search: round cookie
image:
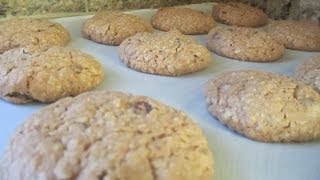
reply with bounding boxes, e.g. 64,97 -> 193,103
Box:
0,45 -> 104,104
151,7 -> 215,35
207,26 -> 284,62
266,20 -> 320,52
82,11 -> 153,46
0,91 -> 214,180
119,30 -> 212,76
295,55 -> 320,92
212,2 -> 268,27
204,70 -> 320,142
0,18 -> 70,54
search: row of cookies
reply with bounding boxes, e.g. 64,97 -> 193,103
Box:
80,2 -> 268,46
81,3 -> 319,76
1,3 -> 319,80
0,2 -> 318,53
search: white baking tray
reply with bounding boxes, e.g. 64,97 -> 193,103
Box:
1,3 -> 320,180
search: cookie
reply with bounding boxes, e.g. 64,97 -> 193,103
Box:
0,45 -> 104,104
0,18 -> 70,54
207,26 -> 284,62
151,7 -> 215,35
0,91 -> 214,180
204,70 -> 320,142
266,20 -> 320,52
295,55 -> 320,92
212,2 -> 268,27
82,11 -> 153,46
119,30 -> 212,76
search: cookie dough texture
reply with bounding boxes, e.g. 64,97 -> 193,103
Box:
266,20 -> 320,52
0,18 -> 70,54
151,7 -> 215,35
204,70 -> 320,142
0,46 -> 104,104
82,11 -> 153,46
207,26 -> 284,62
119,30 -> 211,76
0,91 -> 214,180
295,55 -> 320,93
212,2 -> 268,27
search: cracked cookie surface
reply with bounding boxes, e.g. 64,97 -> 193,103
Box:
0,91 -> 214,180
204,70 -> 320,142
207,26 -> 284,62
119,30 -> 212,76
266,20 -> 320,52
0,45 -> 104,104
82,11 -> 153,46
212,2 -> 268,27
295,55 -> 320,92
0,18 -> 70,54
151,7 -> 215,35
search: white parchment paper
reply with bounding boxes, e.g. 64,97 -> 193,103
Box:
0,3 -> 319,180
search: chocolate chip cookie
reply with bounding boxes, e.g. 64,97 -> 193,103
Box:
207,26 -> 284,62
212,2 -> 268,27
266,20 -> 320,52
119,30 -> 212,76
152,7 -> 215,35
82,11 -> 153,46
295,55 -> 320,92
0,18 -> 70,54
205,70 -> 320,142
0,91 -> 214,180
0,45 -> 104,104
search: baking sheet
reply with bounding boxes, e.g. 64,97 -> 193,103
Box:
1,3 -> 320,180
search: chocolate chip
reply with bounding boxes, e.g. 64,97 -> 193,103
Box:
133,101 -> 153,114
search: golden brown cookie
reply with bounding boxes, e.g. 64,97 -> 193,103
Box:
266,20 -> 320,52
205,70 -> 320,142
0,18 -> 70,54
207,26 -> 284,62
119,30 -> 212,76
295,55 -> 320,92
0,45 -> 104,104
82,11 -> 153,46
151,7 -> 215,35
212,2 -> 268,27
0,91 -> 214,180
